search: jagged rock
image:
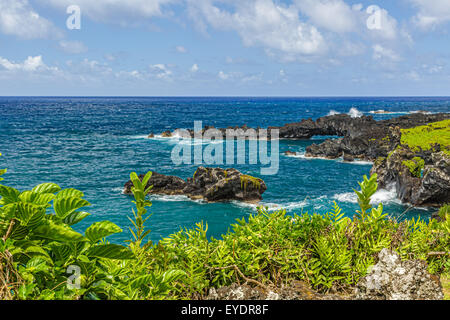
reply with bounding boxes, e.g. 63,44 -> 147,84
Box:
284,151 -> 297,156
123,167 -> 266,203
152,112 -> 449,208
371,149 -> 450,207
305,113 -> 448,160
161,130 -> 172,137
355,249 -> 444,300
412,152 -> 450,206
306,138 -> 343,159
343,153 -> 355,162
123,172 -> 187,195
206,281 -> 346,300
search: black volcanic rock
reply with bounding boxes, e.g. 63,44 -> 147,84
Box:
150,112 -> 450,208
123,167 -> 266,204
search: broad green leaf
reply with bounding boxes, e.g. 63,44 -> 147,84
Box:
16,203 -> 45,228
57,188 -> 84,199
63,211 -> 90,226
33,219 -> 86,242
48,243 -> 72,262
19,191 -> 55,206
130,172 -> 143,190
141,171 -> 153,188
87,244 -> 135,260
10,224 -> 29,240
23,246 -> 53,265
32,183 -> 61,195
85,221 -> 122,243
26,257 -> 48,271
54,197 -> 90,219
0,185 -> 20,204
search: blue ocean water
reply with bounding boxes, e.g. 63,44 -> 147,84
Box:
0,97 -> 449,243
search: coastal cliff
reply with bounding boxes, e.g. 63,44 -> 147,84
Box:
154,112 -> 450,208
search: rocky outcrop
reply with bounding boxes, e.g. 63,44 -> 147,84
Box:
123,167 -> 266,203
154,112 -> 448,143
284,151 -> 298,156
355,249 -> 444,300
305,113 -> 449,160
370,149 -> 449,207
206,281 -> 346,300
151,112 -> 449,208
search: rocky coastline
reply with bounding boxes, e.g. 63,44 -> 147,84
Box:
151,112 -> 449,208
124,167 -> 266,204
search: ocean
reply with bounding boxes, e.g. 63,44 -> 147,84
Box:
1,97 -> 449,243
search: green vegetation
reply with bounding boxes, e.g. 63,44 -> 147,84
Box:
443,275 -> 450,300
240,175 -> 262,191
400,119 -> 450,156
1,154 -> 449,300
402,157 -> 425,178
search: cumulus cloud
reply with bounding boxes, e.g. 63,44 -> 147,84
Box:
0,55 -> 57,72
410,0 -> 450,29
188,0 -> 326,57
372,44 -> 401,62
295,0 -> 358,33
176,46 -> 187,53
58,40 -> 88,54
365,7 -> 400,41
0,0 -> 61,39
190,63 -> 199,72
149,64 -> 173,80
39,0 -> 178,24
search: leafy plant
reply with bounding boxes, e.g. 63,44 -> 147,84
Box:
1,151 -> 448,300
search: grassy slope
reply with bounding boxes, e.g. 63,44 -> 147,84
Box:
401,119 -> 450,155
443,275 -> 450,300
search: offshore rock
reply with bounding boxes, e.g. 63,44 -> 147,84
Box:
123,167 -> 266,203
155,113 -> 449,145
355,249 -> 444,300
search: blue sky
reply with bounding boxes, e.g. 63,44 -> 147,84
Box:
1,0 -> 450,96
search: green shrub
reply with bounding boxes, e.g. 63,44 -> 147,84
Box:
1,151 -> 449,299
402,157 -> 425,178
400,119 -> 450,156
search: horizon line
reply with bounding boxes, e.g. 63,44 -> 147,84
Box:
1,95 -> 450,98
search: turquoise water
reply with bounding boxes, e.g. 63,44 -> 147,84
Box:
0,97 -> 449,243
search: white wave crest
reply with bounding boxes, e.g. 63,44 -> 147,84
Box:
333,184 -> 400,205
327,110 -> 340,116
348,107 -> 363,118
148,194 -> 206,204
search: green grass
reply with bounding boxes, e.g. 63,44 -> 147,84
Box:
401,119 -> 450,156
402,157 -> 425,178
443,275 -> 450,300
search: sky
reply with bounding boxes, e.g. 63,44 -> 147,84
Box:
0,0 -> 450,96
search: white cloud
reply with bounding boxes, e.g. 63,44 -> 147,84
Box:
372,44 -> 401,62
149,64 -> 173,80
190,63 -> 199,72
188,0 -> 326,57
176,46 -> 187,53
218,71 -> 229,80
295,0 -> 357,33
410,0 -> 450,29
406,70 -> 421,81
0,55 -> 57,72
40,0 -> 178,24
0,0 -> 61,39
366,7 -> 399,40
58,40 -> 88,54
